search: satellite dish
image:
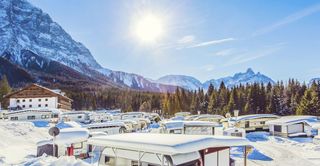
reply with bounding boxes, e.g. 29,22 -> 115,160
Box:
49,127 -> 60,137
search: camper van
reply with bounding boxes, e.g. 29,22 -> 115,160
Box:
60,111 -> 92,124
154,121 -> 222,135
37,128 -> 90,158
87,133 -> 250,166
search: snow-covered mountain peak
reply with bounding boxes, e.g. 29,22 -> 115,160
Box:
156,75 -> 202,91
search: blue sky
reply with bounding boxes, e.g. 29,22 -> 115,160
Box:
29,0 -> 320,82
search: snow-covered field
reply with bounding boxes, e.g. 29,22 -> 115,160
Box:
0,121 -> 320,166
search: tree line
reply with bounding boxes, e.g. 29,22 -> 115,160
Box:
1,75 -> 320,116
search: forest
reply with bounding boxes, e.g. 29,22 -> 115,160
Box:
1,75 -> 320,116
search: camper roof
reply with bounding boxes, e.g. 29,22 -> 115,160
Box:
162,120 -> 220,129
230,114 -> 279,122
266,115 -> 319,126
37,128 -> 89,146
88,133 -> 249,155
6,108 -> 61,115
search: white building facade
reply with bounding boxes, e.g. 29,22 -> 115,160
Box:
9,97 -> 58,110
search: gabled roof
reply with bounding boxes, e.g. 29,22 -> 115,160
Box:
88,133 -> 250,155
4,83 -> 72,101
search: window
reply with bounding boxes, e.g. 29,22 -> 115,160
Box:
260,121 -> 266,125
11,117 -> 18,120
29,99 -> 32,102
45,98 -> 48,101
22,105 -> 25,108
38,104 -> 41,107
41,115 -> 49,119
29,105 -> 32,108
45,104 -> 48,107
78,116 -> 82,119
27,116 -> 36,120
22,99 -> 25,102
17,100 -> 20,103
39,99 -> 42,102
274,125 -> 282,132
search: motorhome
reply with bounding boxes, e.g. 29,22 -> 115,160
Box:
222,114 -> 279,132
266,116 -> 319,137
154,120 -> 222,135
84,121 -> 128,135
37,128 -> 90,158
60,111 -> 92,124
87,133 -> 250,166
6,108 -> 60,122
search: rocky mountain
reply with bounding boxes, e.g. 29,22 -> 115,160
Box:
0,0 -> 176,92
156,75 -> 203,91
203,68 -> 275,89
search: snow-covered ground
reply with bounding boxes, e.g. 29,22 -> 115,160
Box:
1,121 -> 320,166
234,132 -> 320,166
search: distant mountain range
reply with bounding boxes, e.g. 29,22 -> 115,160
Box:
154,68 -> 275,91
0,0 -> 315,92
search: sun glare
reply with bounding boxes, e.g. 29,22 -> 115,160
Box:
134,14 -> 164,43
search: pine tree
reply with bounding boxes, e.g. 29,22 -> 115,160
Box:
0,75 -> 11,101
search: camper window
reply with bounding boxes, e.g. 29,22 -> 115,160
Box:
170,129 -> 182,134
27,116 -> 36,120
274,125 -> 282,132
260,121 -> 265,125
78,116 -> 82,119
11,117 -> 18,120
41,115 -> 49,119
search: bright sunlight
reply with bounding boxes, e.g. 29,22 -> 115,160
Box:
133,14 -> 164,43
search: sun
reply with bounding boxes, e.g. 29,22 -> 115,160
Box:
134,14 -> 164,43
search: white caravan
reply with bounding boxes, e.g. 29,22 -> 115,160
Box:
6,108 -> 60,122
87,133 -> 250,166
37,128 -> 90,158
120,112 -> 151,129
266,115 -> 319,137
60,111 -> 92,124
84,121 -> 128,135
154,120 -> 222,135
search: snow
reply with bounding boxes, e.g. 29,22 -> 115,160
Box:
0,121 -> 50,164
21,155 -> 89,166
230,114 -> 279,122
266,115 -> 319,126
162,120 -> 220,129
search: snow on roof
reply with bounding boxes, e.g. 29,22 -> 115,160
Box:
230,114 -> 279,122
88,133 -> 250,155
312,123 -> 320,129
266,116 -> 319,126
84,121 -> 125,128
163,121 -> 220,129
37,128 -> 89,146
193,114 -> 225,120
6,108 -> 61,115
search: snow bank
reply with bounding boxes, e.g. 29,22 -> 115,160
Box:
0,121 -> 50,164
22,155 -> 90,166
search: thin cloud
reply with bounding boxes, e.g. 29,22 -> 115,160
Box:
253,3 -> 320,36
190,38 -> 236,48
224,44 -> 284,66
177,35 -> 195,44
214,48 -> 234,57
